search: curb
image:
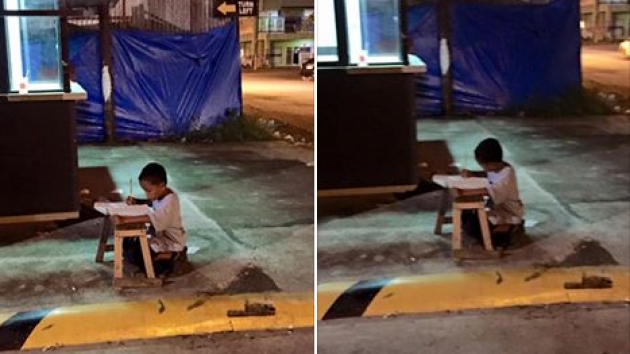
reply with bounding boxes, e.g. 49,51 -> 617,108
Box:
317,266 -> 630,321
0,292 -> 313,351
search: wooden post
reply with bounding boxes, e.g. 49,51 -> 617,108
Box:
253,17 -> 260,69
190,0 -> 200,32
593,0 -> 599,43
99,4 -> 116,142
437,0 -> 453,116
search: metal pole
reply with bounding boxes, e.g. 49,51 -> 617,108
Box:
60,15 -> 71,92
333,0 -> 348,66
0,0 -> 7,93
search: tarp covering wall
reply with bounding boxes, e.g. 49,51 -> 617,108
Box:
70,33 -> 105,142
407,3 -> 442,116
407,0 -> 581,116
70,22 -> 241,142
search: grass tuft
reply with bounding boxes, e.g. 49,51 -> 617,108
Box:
175,113 -> 273,143
504,86 -> 616,117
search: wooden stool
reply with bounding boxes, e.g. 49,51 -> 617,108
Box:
112,222 -> 161,288
434,192 -> 498,257
451,195 -> 493,252
95,216 -> 114,263
434,189 -> 453,235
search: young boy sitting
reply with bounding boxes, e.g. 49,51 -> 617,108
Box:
114,162 -> 187,277
458,138 -> 524,248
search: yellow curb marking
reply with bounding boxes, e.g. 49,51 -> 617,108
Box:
21,292 -> 313,350
0,312 -> 16,326
316,280 -> 356,320
317,266 -> 630,320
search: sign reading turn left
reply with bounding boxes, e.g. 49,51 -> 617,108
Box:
213,0 -> 258,17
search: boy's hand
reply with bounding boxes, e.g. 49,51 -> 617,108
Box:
126,196 -> 136,205
461,169 -> 471,178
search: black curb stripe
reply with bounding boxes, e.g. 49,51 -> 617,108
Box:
322,278 -> 393,320
0,309 -> 53,351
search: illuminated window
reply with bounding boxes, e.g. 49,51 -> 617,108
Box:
346,0 -> 403,65
4,0 -> 62,92
316,0 -> 338,62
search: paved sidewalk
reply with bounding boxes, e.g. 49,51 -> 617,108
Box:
318,116 -> 630,283
0,141 -> 314,313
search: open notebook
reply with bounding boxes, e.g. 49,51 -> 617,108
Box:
432,174 -> 488,189
94,202 -> 151,216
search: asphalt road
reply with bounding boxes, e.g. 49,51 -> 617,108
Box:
318,303 -> 630,354
241,69 -> 315,133
581,43 -> 630,93
1,330 -> 313,354
238,45 -> 624,133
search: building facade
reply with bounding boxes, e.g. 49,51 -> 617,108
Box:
67,0 -> 313,68
580,0 -> 630,40
239,0 -> 314,68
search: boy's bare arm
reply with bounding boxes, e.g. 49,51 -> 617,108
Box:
461,169 -> 487,178
126,196 -> 151,205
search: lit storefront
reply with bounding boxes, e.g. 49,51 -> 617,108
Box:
317,0 -> 426,196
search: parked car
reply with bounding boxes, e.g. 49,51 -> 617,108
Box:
300,58 -> 314,80
620,39 -> 630,59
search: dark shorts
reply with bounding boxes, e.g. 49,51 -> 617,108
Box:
122,238 -> 178,276
461,210 -> 521,249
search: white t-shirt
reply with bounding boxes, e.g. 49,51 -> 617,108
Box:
485,166 -> 524,225
147,191 -> 187,252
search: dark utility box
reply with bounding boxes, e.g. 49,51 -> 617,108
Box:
318,68 -> 418,191
0,99 -> 79,219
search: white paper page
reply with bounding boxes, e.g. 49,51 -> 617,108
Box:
432,175 -> 488,189
94,202 -> 151,216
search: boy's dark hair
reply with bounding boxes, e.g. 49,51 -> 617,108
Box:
139,162 -> 167,185
474,138 -> 503,164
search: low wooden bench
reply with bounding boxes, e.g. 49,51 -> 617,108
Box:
433,187 -> 501,259
112,222 -> 162,288
451,195 -> 493,252
93,202 -> 162,288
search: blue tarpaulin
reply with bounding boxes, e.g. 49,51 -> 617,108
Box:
406,3 -> 442,116
70,32 -> 105,142
70,22 -> 241,142
407,0 -> 581,116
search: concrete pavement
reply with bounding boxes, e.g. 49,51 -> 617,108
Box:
318,115 -> 630,283
0,141 -> 314,313
316,115 -> 629,353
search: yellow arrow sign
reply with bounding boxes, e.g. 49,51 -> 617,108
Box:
217,2 -> 237,15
